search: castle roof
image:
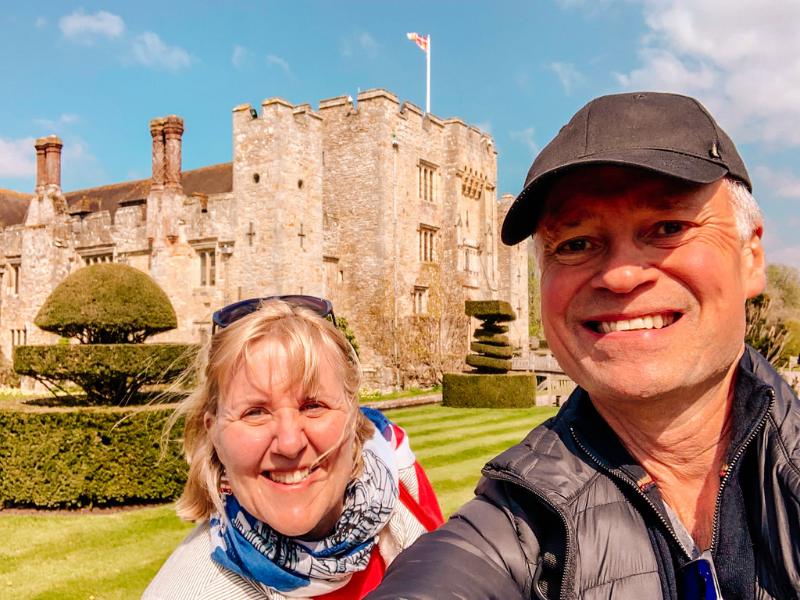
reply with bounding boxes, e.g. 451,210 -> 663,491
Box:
0,189 -> 33,227
0,163 -> 233,226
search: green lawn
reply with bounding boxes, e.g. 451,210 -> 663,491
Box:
0,404 -> 555,599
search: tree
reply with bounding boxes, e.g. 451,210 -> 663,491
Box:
745,294 -> 789,367
528,254 -> 543,338
766,263 -> 800,321
14,264 -> 196,404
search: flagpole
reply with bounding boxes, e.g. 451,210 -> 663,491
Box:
426,35 -> 431,114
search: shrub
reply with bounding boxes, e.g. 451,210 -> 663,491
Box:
35,263 -> 177,343
746,294 -> 788,367
0,405 -> 186,508
442,372 -> 536,408
14,344 -> 197,405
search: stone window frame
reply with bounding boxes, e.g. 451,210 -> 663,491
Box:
10,327 -> 26,348
191,239 -> 218,288
323,256 -> 343,293
418,159 -> 438,203
418,224 -> 439,263
5,258 -> 20,296
412,286 -> 429,315
78,245 -> 115,266
462,244 -> 480,275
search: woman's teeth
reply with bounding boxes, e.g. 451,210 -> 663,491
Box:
266,468 -> 311,484
597,313 -> 676,333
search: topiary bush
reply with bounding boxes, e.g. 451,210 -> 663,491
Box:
442,372 -> 536,408
0,404 -> 186,508
34,263 -> 177,343
443,299 -> 536,408
465,300 -> 516,373
15,264 -> 195,405
14,344 -> 196,405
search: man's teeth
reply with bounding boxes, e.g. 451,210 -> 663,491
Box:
266,468 -> 311,484
598,313 -> 675,333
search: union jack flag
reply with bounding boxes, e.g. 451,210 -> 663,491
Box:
406,32 -> 429,52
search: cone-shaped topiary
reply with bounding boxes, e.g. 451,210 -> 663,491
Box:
35,264 -> 177,344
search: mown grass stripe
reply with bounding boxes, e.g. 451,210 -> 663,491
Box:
417,432 -> 535,470
387,406 -> 551,430
408,412 -> 541,441
412,423 -> 536,455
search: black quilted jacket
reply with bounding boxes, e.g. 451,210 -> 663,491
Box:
368,347 -> 800,599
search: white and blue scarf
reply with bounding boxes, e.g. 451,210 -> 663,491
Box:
209,408 -> 399,597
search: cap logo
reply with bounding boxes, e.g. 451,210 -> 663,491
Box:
709,142 -> 720,159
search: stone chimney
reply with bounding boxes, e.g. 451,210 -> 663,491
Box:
44,135 -> 63,189
163,115 -> 184,191
149,117 -> 166,191
34,135 -> 63,191
34,138 -> 47,192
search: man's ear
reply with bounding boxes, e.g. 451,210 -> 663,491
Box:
742,226 -> 766,299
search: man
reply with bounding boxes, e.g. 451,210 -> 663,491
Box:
368,93 -> 800,599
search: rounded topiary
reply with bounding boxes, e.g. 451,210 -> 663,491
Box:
35,264 -> 177,343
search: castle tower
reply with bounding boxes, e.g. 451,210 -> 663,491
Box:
229,98 -> 324,300
497,193 -> 530,355
6,136 -> 72,360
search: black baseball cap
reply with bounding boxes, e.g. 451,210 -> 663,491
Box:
501,92 -> 752,246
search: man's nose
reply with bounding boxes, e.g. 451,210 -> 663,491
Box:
590,240 -> 657,294
271,410 -> 307,458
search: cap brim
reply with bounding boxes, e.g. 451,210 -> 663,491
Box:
501,149 -> 729,246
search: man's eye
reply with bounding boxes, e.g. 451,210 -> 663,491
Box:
555,238 -> 593,254
654,221 -> 688,236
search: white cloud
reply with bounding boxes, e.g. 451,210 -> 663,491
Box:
755,166 -> 800,200
59,10 -> 125,44
341,31 -> 379,59
34,113 -> 80,131
232,44 -> 247,69
616,0 -> 800,147
266,53 -> 292,76
548,61 -> 586,95
510,127 -> 539,154
35,17 -> 47,29
131,32 -> 192,71
0,137 -> 36,178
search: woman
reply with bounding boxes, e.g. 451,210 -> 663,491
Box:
145,296 -> 443,599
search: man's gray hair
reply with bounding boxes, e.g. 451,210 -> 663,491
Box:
725,177 -> 763,242
530,176 -> 763,267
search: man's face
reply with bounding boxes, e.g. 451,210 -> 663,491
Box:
537,166 -> 765,405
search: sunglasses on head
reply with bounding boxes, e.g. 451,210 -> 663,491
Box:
211,295 -> 337,334
679,550 -> 722,600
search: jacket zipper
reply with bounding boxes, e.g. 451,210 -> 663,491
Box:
709,387 -> 774,552
482,468 -> 575,600
570,386 -> 775,560
569,427 -> 693,560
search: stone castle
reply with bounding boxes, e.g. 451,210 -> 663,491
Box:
0,88 -> 528,388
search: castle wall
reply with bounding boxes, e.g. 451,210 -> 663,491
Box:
230,99 -> 324,304
497,194 -> 530,354
0,88 -> 527,388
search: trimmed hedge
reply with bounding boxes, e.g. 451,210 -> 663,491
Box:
14,344 -> 197,405
464,300 -> 516,322
442,372 -> 537,408
470,342 -> 514,358
35,263 -> 177,343
0,405 -> 186,509
466,354 -> 513,373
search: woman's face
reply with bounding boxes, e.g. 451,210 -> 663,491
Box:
206,338 -> 354,539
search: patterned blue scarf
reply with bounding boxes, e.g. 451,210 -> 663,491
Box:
209,409 -> 399,596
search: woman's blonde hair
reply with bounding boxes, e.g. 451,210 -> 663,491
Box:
168,299 -> 373,522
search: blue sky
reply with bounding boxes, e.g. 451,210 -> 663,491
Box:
1,1 -> 798,267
